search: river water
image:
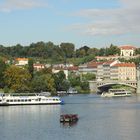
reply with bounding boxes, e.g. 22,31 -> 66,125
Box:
0,94 -> 140,140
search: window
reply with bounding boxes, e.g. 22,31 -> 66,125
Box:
21,99 -> 24,102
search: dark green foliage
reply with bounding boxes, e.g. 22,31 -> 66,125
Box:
98,44 -> 120,56
60,43 -> 75,58
82,73 -> 96,81
98,48 -> 106,56
80,81 -> 89,91
31,75 -> 48,92
0,59 -> 7,88
76,46 -> 90,57
53,71 -> 70,91
28,58 -> 34,79
105,44 -> 120,56
0,42 -> 121,65
68,73 -> 90,93
119,57 -> 140,66
4,65 -> 31,93
135,48 -> 140,55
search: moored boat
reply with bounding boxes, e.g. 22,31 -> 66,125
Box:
0,94 -> 63,106
101,89 -> 131,97
60,114 -> 78,122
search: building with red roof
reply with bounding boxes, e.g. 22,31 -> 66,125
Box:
15,58 -> 28,66
119,45 -> 136,57
111,62 -> 136,80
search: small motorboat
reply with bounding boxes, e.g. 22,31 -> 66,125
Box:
60,114 -> 78,123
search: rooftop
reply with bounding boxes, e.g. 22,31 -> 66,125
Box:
112,63 -> 136,67
87,61 -> 104,68
119,45 -> 136,50
15,58 -> 28,61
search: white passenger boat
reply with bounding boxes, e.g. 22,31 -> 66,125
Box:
101,89 -> 131,97
0,94 -> 63,106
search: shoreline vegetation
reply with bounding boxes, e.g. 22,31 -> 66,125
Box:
0,42 -> 139,94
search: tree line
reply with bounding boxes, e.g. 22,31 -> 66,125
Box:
0,42 -> 121,65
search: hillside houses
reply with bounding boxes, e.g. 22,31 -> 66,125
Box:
96,45 -> 138,61
11,44 -> 138,82
78,60 -> 136,81
15,58 -> 28,66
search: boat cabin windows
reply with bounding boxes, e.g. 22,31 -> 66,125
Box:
2,96 -> 61,104
53,99 -> 59,101
6,99 -> 32,102
109,89 -> 125,92
114,92 -> 126,95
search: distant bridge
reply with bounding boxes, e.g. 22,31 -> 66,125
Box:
89,80 -> 137,93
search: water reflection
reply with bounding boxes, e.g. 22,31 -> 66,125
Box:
1,95 -> 140,140
60,121 -> 78,128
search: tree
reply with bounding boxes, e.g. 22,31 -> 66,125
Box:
60,43 -> 75,58
0,59 -> 7,88
28,58 -> 34,79
106,44 -> 120,56
98,48 -> 106,56
4,65 -> 31,92
53,71 -> 70,91
82,73 -> 96,81
80,81 -> 89,91
68,73 -> 81,87
76,46 -> 90,57
68,72 -> 90,92
87,48 -> 99,56
31,73 -> 55,93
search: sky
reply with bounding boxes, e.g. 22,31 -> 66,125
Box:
0,0 -> 140,48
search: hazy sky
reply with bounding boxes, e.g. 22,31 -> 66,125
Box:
0,0 -> 140,48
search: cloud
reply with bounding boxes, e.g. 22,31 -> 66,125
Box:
70,0 -> 140,36
0,0 -> 46,12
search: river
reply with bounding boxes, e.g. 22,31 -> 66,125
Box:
0,94 -> 140,140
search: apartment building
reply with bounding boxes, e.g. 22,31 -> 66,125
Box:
78,62 -> 101,75
79,60 -> 136,81
97,60 -> 119,80
111,63 -> 136,81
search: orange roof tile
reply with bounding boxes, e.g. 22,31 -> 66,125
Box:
87,62 -> 103,68
16,58 -> 28,61
112,63 -> 136,67
103,61 -> 114,65
119,45 -> 136,50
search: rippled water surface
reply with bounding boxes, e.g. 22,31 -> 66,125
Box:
1,94 -> 140,140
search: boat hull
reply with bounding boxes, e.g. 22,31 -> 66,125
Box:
0,102 -> 62,106
101,89 -> 131,97
0,94 -> 63,106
